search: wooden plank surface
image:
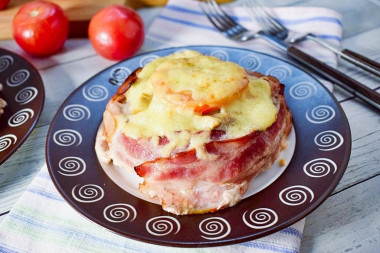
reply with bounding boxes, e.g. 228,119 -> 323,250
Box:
0,0 -> 133,40
0,0 -> 233,39
0,126 -> 47,216
300,175 -> 380,252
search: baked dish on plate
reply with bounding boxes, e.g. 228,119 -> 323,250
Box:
96,50 -> 292,215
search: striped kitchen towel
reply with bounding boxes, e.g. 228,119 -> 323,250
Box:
142,0 -> 343,90
0,166 -> 305,253
0,0 -> 342,252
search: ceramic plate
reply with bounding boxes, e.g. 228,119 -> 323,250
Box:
0,48 -> 44,166
46,46 -> 351,247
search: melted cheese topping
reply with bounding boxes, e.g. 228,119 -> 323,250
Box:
151,56 -> 248,110
118,50 -> 277,158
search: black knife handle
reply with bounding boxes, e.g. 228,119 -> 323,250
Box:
287,46 -> 380,110
341,49 -> 380,76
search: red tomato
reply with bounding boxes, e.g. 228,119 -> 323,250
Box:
12,1 -> 69,57
0,0 -> 10,10
88,5 -> 145,61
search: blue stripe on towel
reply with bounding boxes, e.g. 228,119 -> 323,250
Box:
166,4 -> 203,15
241,241 -> 298,253
157,15 -> 216,31
0,243 -> 28,253
275,17 -> 342,26
280,226 -> 303,239
9,213 -> 151,253
157,14 -> 341,42
318,34 -> 342,41
166,4 -> 342,26
27,187 -> 65,202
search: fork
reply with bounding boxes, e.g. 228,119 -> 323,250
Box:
200,0 -> 286,48
200,0 -> 380,110
244,0 -> 380,78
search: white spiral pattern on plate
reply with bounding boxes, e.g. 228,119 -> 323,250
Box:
289,81 -> 317,99
0,134 -> 17,152
58,156 -> 86,176
6,69 -> 30,87
242,208 -> 278,229
8,108 -> 34,127
103,204 -> 137,223
306,105 -> 336,124
303,158 -> 337,178
265,65 -> 292,82
146,216 -> 181,236
53,129 -> 82,146
314,130 -> 344,151
72,184 -> 104,203
199,217 -> 231,240
82,85 -> 109,102
63,104 -> 91,121
139,55 -> 159,67
0,55 -> 13,72
15,86 -> 38,105
209,50 -> 229,61
238,55 -> 261,71
279,185 -> 314,206
109,67 -> 131,84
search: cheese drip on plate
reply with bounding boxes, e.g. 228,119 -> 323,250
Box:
117,50 -> 277,158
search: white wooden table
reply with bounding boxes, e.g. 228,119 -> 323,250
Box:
0,0 -> 379,252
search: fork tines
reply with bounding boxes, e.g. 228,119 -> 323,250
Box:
200,0 -> 247,37
244,0 -> 285,36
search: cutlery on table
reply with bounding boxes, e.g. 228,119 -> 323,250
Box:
200,0 -> 380,110
245,0 -> 380,78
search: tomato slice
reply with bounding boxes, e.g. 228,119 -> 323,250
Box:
151,56 -> 249,112
194,105 -> 221,115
